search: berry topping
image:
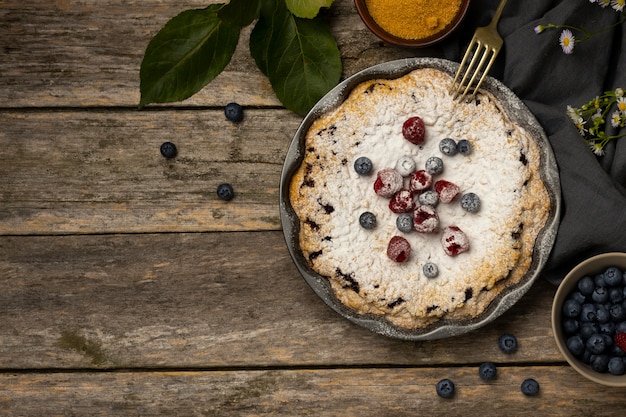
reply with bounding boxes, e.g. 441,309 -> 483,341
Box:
224,102 -> 244,122
604,266 -> 623,286
434,179 -> 460,203
439,138 -> 458,156
413,205 -> 440,233
216,183 -> 234,201
408,170 -> 433,193
354,156 -> 373,175
436,378 -> 455,399
402,116 -> 426,145
498,333 -> 518,353
460,192 -> 481,213
396,213 -> 414,233
423,262 -> 439,278
395,155 -> 416,176
478,362 -> 497,381
608,357 -> 625,375
389,190 -> 417,213
521,378 -> 540,396
160,141 -> 177,158
441,226 -> 469,256
457,139 -> 472,155
425,156 -> 444,175
616,333 -> 626,352
374,169 -> 403,198
359,211 -> 377,229
386,236 -> 411,263
418,190 -> 439,207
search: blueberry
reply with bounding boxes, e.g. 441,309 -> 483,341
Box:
577,275 -> 595,296
423,262 -> 439,278
457,139 -> 472,155
612,343 -> 626,357
595,273 -> 607,287
498,333 -> 518,353
395,156 -> 416,176
568,291 -> 587,305
478,362 -> 497,380
591,354 -> 610,373
599,321 -> 615,336
562,318 -> 580,335
216,183 -> 235,201
566,335 -> 585,357
425,156 -> 444,175
160,141 -> 177,158
562,299 -> 581,318
580,322 -> 600,340
616,321 -> 626,334
359,211 -> 376,230
354,156 -> 373,176
396,213 -> 413,233
592,286 -> 609,304
596,305 -> 610,323
608,356 -> 626,375
460,193 -> 481,213
418,190 -> 439,207
610,304 -> 626,322
604,266 -> 623,286
521,378 -> 539,396
580,303 -> 596,322
224,102 -> 244,122
610,287 -> 624,304
436,378 -> 455,398
586,333 -> 607,354
439,138 -> 458,156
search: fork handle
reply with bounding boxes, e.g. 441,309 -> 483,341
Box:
488,0 -> 509,28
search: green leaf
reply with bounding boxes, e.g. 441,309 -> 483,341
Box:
218,0 -> 261,27
139,5 -> 240,108
285,0 -> 334,19
250,0 -> 342,115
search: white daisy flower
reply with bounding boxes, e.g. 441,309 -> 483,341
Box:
616,88 -> 625,98
534,25 -> 545,34
611,110 -> 622,128
559,29 -> 575,54
598,0 -> 611,7
590,142 -> 605,156
611,0 -> 625,11
618,97 -> 626,113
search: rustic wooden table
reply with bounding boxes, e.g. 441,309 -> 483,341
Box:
1,0 -> 625,415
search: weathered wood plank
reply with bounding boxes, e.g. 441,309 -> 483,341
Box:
1,366 -> 623,417
0,0 -> 431,109
0,109 -> 299,234
0,232 -> 561,369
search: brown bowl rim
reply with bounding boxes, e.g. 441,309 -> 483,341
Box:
551,252 -> 626,387
354,0 -> 471,48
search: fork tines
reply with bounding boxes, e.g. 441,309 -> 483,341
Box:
450,34 -> 499,102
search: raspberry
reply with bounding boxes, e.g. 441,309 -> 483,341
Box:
373,169 -> 403,198
408,170 -> 433,193
413,205 -> 439,233
402,116 -> 426,145
615,333 -> 626,352
386,236 -> 411,263
441,225 -> 469,256
434,179 -> 460,203
389,190 -> 416,213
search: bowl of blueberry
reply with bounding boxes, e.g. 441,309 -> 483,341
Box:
552,252 -> 626,386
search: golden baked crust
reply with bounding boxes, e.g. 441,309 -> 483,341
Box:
289,67 -> 550,330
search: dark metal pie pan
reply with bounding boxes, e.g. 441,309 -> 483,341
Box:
279,57 -> 561,340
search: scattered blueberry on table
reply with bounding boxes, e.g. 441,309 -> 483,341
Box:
498,333 -> 518,353
478,362 -> 497,381
436,378 -> 455,399
160,141 -> 177,158
224,102 -> 244,123
521,378 -> 540,396
216,183 -> 235,201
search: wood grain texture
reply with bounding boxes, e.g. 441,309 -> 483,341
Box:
0,109 -> 298,234
1,367 -> 625,417
0,0 -> 426,109
0,232 -> 560,369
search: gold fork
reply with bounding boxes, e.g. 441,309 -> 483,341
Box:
450,0 -> 509,102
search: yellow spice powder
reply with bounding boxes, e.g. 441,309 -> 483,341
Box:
365,0 -> 462,41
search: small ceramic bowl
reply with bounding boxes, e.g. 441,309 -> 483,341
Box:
354,0 -> 470,48
551,252 -> 626,387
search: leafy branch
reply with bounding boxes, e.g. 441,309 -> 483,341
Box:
139,0 -> 341,115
